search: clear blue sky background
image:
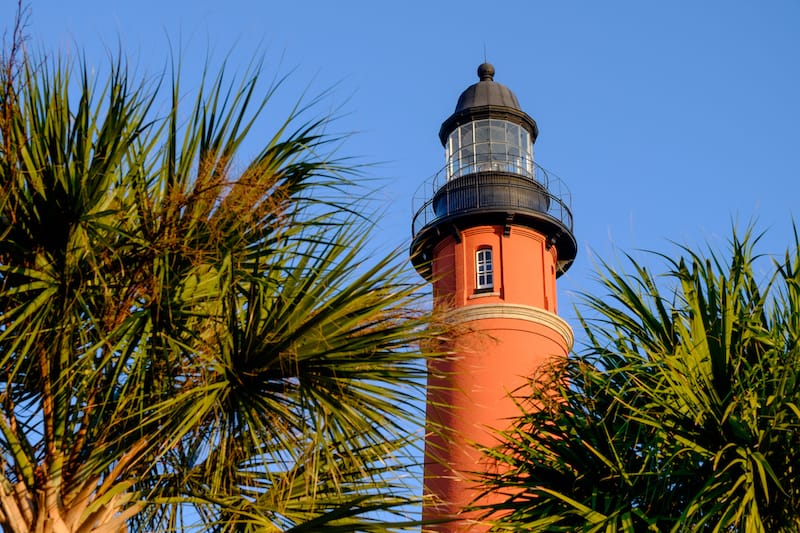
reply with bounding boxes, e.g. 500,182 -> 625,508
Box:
7,0 -> 799,323
4,0 -> 799,515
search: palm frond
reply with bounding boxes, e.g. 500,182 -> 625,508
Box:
481,224 -> 800,532
0,42 -> 438,532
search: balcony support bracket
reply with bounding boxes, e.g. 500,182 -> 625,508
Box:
503,213 -> 514,236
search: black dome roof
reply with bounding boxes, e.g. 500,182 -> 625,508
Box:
453,63 -> 522,112
439,63 -> 538,144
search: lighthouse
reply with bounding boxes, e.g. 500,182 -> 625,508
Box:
410,63 -> 577,531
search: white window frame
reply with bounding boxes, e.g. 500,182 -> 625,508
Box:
476,248 -> 494,290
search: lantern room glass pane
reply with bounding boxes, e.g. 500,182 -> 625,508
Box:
475,120 -> 490,142
448,133 -> 459,178
490,120 -> 505,142
446,119 -> 534,180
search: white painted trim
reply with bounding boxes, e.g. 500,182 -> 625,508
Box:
449,303 -> 574,350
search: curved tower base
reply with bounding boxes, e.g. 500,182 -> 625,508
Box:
423,305 -> 573,531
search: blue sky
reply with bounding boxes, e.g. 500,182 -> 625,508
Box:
9,1 -> 799,324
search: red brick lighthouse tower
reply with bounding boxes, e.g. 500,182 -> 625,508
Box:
410,63 -> 577,531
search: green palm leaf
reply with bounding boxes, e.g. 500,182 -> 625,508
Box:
0,36 -> 439,532
481,225 -> 800,532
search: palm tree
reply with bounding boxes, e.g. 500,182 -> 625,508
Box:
0,27 -> 438,533
480,227 -> 800,532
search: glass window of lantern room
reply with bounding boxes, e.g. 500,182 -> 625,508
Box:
490,120 -> 505,143
506,122 -> 518,148
490,140 -> 508,170
475,119 -> 490,142
512,123 -> 532,177
520,127 -> 533,176
459,122 -> 474,144
447,120 -> 534,180
447,131 -> 460,179
508,144 -> 521,174
475,141 -> 491,169
458,123 -> 475,179
459,123 -> 474,158
476,248 -> 494,290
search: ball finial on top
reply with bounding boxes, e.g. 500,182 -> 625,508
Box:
477,63 -> 495,81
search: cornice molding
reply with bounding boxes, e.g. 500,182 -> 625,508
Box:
450,303 -> 574,350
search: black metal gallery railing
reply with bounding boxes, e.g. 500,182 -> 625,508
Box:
411,158 -> 573,239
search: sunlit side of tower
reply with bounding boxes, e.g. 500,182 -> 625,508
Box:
410,64 -> 577,531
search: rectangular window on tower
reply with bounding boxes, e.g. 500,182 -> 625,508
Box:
476,248 -> 494,291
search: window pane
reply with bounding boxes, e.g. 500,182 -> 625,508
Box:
459,123 -> 473,144
490,120 -> 505,142
475,143 -> 490,167
475,120 -> 490,142
506,122 -> 518,142
459,145 -> 474,176
521,129 -> 531,157
476,248 -> 494,289
490,142 -> 507,157
447,131 -> 459,178
449,131 -> 459,154
508,124 -> 522,153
